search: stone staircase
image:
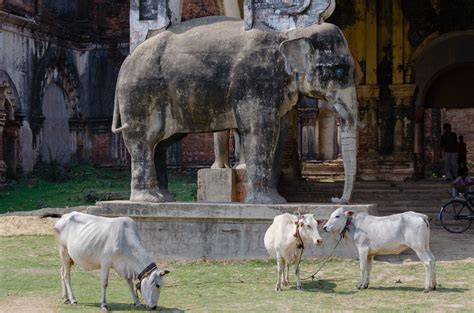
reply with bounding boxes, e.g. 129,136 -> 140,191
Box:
279,178 -> 453,221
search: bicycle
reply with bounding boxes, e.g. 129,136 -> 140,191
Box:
439,192 -> 474,233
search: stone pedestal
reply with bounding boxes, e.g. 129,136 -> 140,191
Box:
88,201 -> 377,261
197,168 -> 247,202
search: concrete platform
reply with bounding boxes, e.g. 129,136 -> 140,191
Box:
87,201 -> 377,261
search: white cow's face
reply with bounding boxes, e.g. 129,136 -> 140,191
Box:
323,207 -> 351,234
298,214 -> 323,246
140,269 -> 170,310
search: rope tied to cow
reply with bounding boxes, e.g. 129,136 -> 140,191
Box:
299,216 -> 352,281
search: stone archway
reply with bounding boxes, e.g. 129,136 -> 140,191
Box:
40,84 -> 71,164
0,73 -> 21,185
413,31 -> 474,175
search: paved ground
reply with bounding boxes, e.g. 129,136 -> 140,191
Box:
1,207 -> 473,263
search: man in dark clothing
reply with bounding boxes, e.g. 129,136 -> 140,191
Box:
458,135 -> 467,175
440,123 -> 458,180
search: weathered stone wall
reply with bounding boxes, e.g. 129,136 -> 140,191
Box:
0,1 -> 129,178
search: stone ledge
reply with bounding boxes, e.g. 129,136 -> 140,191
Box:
88,201 -> 377,260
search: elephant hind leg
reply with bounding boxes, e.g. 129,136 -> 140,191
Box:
154,134 -> 185,202
127,140 -> 164,202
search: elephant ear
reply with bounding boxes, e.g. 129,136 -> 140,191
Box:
279,38 -> 315,77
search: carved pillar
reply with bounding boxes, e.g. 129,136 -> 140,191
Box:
0,86 -> 6,185
414,106 -> 425,176
389,84 -> 416,154
356,85 -> 380,155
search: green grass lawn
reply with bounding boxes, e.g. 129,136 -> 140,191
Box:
0,166 -> 196,214
0,235 -> 472,312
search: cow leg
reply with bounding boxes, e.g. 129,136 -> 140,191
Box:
357,247 -> 369,289
100,267 -> 110,311
275,254 -> 284,291
295,249 -> 304,291
126,278 -> 142,307
413,248 -> 436,292
283,262 -> 290,286
59,245 -> 77,305
362,255 -> 374,289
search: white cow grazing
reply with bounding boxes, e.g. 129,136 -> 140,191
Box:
264,213 -> 323,291
323,207 -> 436,292
51,211 -> 169,311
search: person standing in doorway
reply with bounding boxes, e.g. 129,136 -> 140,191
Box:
458,135 -> 467,175
440,123 -> 458,181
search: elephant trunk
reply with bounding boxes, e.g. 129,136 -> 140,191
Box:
330,85 -> 358,204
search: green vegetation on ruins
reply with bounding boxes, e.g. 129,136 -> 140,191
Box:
0,165 -> 196,214
0,236 -> 472,312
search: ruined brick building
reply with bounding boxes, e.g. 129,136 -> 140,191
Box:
1,0 -> 473,186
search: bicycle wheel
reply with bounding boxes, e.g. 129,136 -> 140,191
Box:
439,200 -> 473,233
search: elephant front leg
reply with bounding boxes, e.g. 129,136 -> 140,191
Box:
128,141 -> 165,202
238,109 -> 287,204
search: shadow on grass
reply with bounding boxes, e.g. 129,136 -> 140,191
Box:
297,279 -> 357,295
83,302 -> 184,312
370,286 -> 468,293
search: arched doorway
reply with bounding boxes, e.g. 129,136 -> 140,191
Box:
0,78 -> 20,185
413,32 -> 474,176
423,64 -> 474,174
40,84 -> 71,164
297,97 -> 342,179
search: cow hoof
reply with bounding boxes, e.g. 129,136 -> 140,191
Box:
63,299 -> 70,304
70,301 -> 78,306
282,280 -> 289,286
363,285 -> 369,289
356,284 -> 362,289
275,285 -> 282,292
101,304 -> 109,312
134,303 -> 145,308
296,285 -> 303,291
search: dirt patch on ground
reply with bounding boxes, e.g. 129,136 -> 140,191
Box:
0,296 -> 58,313
0,207 -> 87,236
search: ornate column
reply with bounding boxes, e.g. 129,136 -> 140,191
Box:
413,106 -> 425,176
389,84 -> 416,155
0,86 -> 7,186
356,85 -> 380,155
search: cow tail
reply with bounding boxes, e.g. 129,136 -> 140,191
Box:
40,213 -> 63,218
423,216 -> 430,228
111,88 -> 129,134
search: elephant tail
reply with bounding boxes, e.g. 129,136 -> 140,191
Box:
111,90 -> 129,134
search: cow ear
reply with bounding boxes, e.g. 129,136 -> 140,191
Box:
316,219 -> 324,225
159,270 -> 170,276
279,38 -> 315,75
345,211 -> 354,217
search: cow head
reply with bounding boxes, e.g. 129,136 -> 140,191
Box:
140,269 -> 170,310
298,214 -> 323,246
323,207 -> 353,234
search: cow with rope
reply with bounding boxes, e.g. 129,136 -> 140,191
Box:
43,211 -> 169,311
264,211 -> 323,291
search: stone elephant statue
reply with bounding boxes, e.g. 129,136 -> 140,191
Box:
112,16 -> 358,204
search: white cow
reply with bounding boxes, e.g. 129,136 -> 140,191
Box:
323,207 -> 436,292
50,211 -> 169,311
264,213 -> 323,291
